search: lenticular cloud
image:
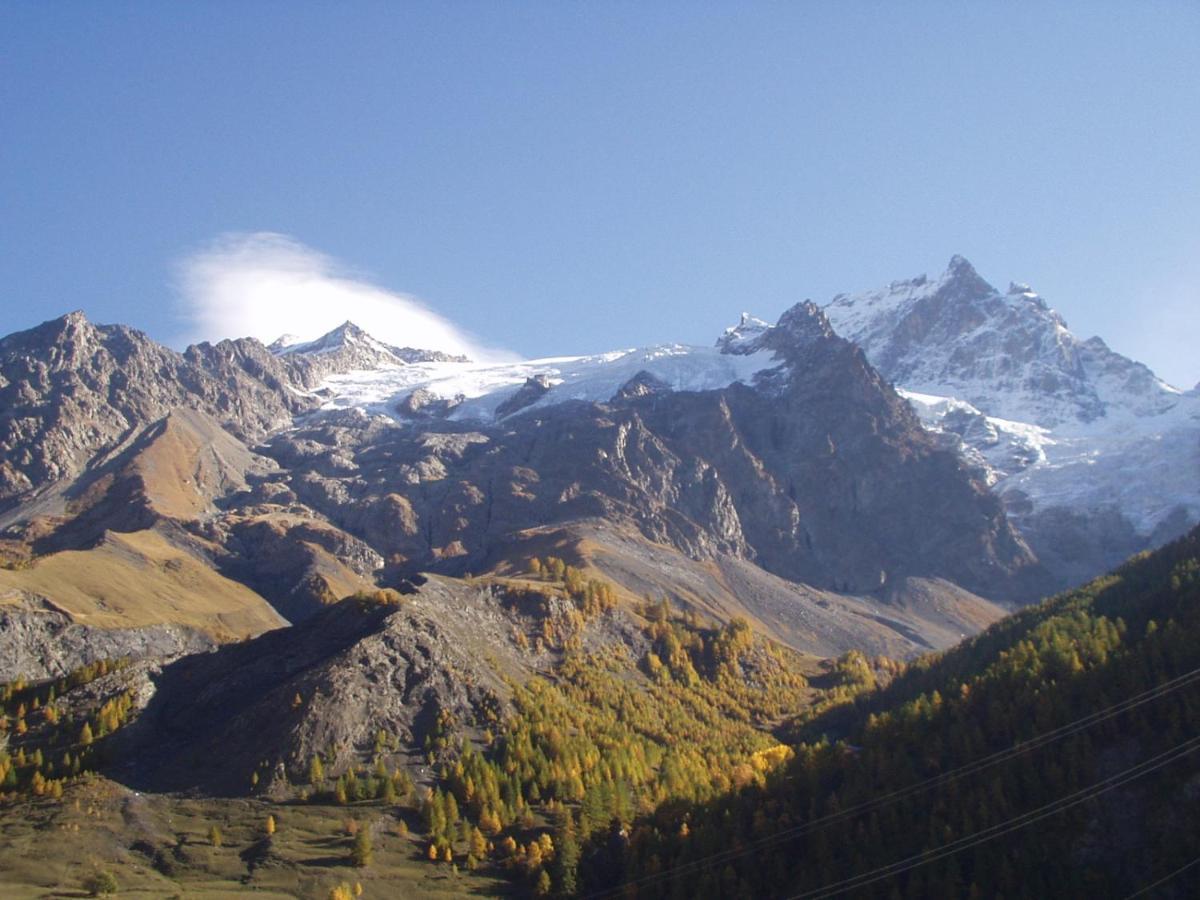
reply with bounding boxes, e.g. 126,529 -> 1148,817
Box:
175,232 -> 507,361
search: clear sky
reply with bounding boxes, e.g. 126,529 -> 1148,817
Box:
3,2 -> 1198,385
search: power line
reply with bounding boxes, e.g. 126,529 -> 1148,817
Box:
1124,855 -> 1200,899
787,734 -> 1200,899
580,664 -> 1200,899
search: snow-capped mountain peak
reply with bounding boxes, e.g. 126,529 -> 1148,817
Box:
268,333 -> 304,352
716,312 -> 771,354
824,256 -> 1198,582
274,321 -> 382,356
270,321 -> 470,366
823,255 -> 1179,426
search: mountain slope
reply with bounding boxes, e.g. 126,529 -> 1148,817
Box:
493,521 -> 1007,659
257,302 -> 1039,607
0,528 -> 285,651
824,257 -> 1200,589
598,524 -> 1200,898
113,578 -> 528,795
0,311 -> 310,508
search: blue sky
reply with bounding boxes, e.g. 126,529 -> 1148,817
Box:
3,2 -> 1198,385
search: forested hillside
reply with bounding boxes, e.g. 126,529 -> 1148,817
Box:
586,525 -> 1200,898
0,561 -> 826,896
3,531 -> 1197,898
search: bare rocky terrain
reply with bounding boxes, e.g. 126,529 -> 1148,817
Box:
0,280 -> 1193,899
110,578 -> 533,795
0,303 -> 1042,667
0,594 -> 215,682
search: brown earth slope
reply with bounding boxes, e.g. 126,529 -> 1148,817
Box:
0,528 -> 285,637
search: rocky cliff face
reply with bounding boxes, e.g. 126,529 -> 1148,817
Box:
114,580 -> 532,795
0,595 -> 215,682
823,257 -> 1200,589
255,302 -> 1038,602
0,312 -> 311,508
823,256 -> 1181,426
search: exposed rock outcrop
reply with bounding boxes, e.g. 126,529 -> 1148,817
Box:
115,580 -> 532,795
0,312 -> 311,509
257,303 -> 1040,602
0,595 -> 215,682
495,374 -> 552,418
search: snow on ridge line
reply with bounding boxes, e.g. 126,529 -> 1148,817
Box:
316,343 -> 780,423
273,321 -> 392,357
275,292 -> 1198,541
822,255 -> 1186,428
899,386 -> 1200,536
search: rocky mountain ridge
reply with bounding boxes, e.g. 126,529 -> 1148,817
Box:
1,258 -> 1191,663
256,301 -> 1036,601
0,313 -> 467,512
0,298 -> 1038,665
0,311 -> 309,507
822,256 -> 1200,588
270,320 -> 470,388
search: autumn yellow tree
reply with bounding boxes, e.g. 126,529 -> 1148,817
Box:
351,825 -> 372,867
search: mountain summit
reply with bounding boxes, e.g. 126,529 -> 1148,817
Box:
824,255 -> 1180,426
824,256 -> 1199,588
1,257 -> 1193,647
269,320 -> 470,385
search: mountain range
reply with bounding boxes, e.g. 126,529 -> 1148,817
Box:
824,255 -> 1199,589
0,256 -> 1196,896
3,257 -> 1194,663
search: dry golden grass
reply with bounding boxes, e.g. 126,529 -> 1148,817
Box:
0,777 -> 507,899
126,408 -> 256,521
0,529 -> 285,639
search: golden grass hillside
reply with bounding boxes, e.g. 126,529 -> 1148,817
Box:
0,528 -> 286,639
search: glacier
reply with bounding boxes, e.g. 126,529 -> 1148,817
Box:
274,254 -> 1199,588
824,256 -> 1200,565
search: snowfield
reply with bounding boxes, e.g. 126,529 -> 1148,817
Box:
826,257 -> 1200,540
900,387 -> 1200,536
279,256 -> 1199,548
313,344 -> 780,424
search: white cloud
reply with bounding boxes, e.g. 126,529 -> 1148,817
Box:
174,232 -> 512,362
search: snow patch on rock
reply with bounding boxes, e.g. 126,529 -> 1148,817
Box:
830,257 -> 1200,544
313,344 -> 779,425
